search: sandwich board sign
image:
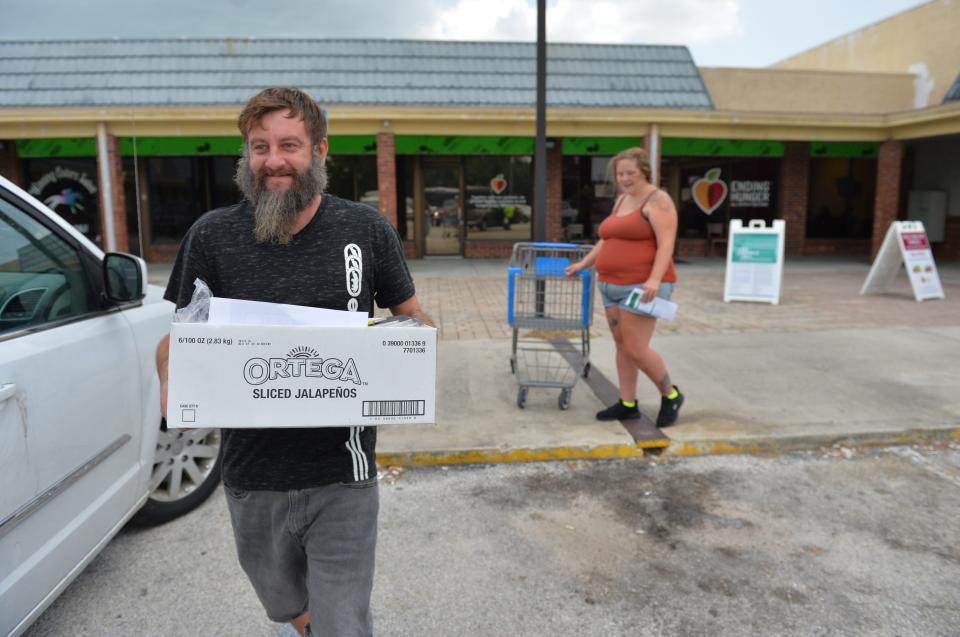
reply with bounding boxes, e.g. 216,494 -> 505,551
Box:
860,221 -> 945,302
723,219 -> 786,305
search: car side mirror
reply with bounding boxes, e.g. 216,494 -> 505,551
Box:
103,253 -> 148,303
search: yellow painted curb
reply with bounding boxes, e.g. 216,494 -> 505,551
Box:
662,426 -> 960,458
377,443 -> 644,467
377,427 -> 958,467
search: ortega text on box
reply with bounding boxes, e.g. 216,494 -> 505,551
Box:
167,323 -> 437,428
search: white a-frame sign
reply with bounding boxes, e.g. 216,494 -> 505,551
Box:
861,221 -> 945,301
723,219 -> 786,305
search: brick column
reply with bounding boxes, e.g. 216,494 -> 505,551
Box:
97,133 -> 129,253
375,132 -> 398,228
871,140 -> 903,259
546,139 -> 563,242
0,140 -> 23,186
777,142 -> 809,257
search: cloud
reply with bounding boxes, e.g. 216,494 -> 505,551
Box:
419,0 -> 742,44
0,0 -> 740,46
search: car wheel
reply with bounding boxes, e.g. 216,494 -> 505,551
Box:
133,424 -> 222,526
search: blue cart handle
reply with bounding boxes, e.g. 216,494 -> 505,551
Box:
531,242 -> 578,249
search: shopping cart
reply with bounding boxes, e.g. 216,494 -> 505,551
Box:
507,242 -> 594,409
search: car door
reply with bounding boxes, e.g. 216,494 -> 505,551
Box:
0,190 -> 145,636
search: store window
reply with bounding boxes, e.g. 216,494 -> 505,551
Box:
326,156 -> 378,208
561,155 -> 616,240
464,156 -> 533,241
146,157 -> 206,244
669,157 -> 779,240
21,158 -> 101,244
807,158 -> 876,239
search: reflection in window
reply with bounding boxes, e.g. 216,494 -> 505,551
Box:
807,158 -> 876,239
464,156 -> 533,241
561,155 -> 615,241
326,156 -> 378,207
147,157 -> 206,244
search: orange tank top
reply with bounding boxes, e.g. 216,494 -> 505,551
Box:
595,191 -> 677,285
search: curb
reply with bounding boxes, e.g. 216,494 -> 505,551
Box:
376,426 -> 960,467
377,442 -> 646,467
661,425 -> 960,457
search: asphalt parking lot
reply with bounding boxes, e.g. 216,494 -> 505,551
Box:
26,444 -> 960,637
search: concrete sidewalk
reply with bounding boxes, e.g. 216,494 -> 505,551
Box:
377,257 -> 960,463
148,257 -> 960,463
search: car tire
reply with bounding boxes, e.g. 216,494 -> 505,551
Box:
132,423 -> 222,526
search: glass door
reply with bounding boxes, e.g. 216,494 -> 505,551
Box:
421,159 -> 464,256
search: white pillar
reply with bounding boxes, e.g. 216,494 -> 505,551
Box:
648,123 -> 660,186
96,123 -> 117,252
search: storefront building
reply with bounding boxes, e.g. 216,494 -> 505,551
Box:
1,35 -> 959,262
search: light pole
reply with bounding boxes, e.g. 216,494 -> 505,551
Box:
533,0 -> 546,242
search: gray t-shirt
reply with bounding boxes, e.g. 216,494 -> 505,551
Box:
165,194 -> 415,490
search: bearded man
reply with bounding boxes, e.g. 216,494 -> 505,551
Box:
155,87 -> 433,637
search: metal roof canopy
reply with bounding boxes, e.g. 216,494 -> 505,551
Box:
0,38 -> 713,110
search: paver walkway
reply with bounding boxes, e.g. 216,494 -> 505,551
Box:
399,262 -> 960,341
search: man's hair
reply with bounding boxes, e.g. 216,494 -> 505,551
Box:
237,87 -> 327,148
608,147 -> 653,183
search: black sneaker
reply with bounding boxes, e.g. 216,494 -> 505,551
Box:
596,401 -> 640,421
656,387 -> 684,428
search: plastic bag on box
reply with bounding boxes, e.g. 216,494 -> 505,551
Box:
173,278 -> 212,323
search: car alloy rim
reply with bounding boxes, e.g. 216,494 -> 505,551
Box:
148,428 -> 221,502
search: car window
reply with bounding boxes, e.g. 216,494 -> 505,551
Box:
0,197 -> 97,334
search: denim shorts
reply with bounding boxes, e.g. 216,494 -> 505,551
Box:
224,478 -> 379,634
598,280 -> 675,317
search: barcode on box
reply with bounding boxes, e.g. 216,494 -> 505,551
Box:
362,400 -> 426,417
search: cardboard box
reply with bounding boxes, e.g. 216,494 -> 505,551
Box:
167,322 -> 436,428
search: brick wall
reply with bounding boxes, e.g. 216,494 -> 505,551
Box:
934,217 -> 960,261
465,241 -> 514,258
0,140 -> 23,185
403,240 -> 417,260
544,139 -> 564,242
677,239 -> 707,258
778,142 -> 809,256
98,134 -> 129,252
376,132 -> 398,228
871,139 -> 903,259
803,238 -> 871,257
148,243 -> 179,264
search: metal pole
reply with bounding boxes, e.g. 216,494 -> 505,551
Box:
534,0 -> 546,242
534,0 -> 547,316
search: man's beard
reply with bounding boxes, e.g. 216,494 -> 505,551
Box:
235,151 -> 328,245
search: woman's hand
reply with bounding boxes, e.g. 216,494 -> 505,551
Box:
641,279 -> 661,303
565,260 -> 585,277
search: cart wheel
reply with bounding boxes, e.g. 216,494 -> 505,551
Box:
558,389 -> 571,410
517,387 -> 527,409
510,357 -> 516,374
582,362 -> 591,379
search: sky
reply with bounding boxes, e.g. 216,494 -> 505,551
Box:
0,0 -> 928,67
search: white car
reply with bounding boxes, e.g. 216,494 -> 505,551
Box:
0,175 -> 221,636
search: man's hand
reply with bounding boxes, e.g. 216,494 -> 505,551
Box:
390,295 -> 436,328
156,334 -> 171,419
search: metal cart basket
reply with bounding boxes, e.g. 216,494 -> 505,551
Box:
508,242 -> 595,409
